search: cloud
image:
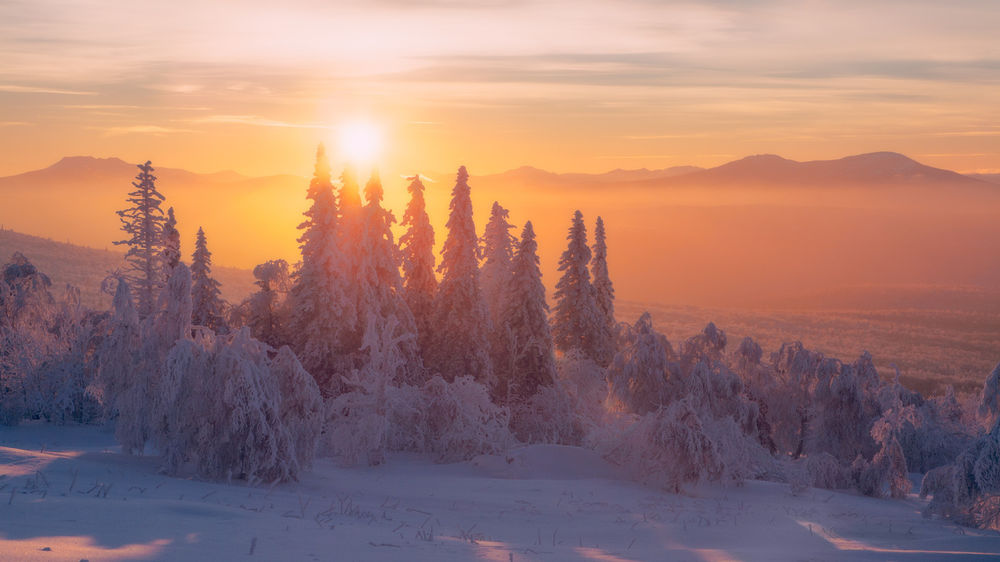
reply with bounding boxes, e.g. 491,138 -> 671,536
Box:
193,115 -> 333,130
102,125 -> 196,135
0,84 -> 96,95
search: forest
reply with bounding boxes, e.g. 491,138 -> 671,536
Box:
2,147 -> 999,532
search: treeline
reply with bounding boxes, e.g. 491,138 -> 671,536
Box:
0,148 -> 998,529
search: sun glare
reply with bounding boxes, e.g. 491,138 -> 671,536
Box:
337,120 -> 382,165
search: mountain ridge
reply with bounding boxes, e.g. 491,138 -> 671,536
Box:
3,151 -> 990,189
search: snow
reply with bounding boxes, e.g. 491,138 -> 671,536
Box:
3,422 -> 999,561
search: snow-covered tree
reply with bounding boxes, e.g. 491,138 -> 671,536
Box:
808,353 -> 881,463
552,210 -> 608,365
980,362 -> 1000,429
109,263 -> 193,455
338,164 -> 364,308
96,278 -> 141,421
271,345 -> 324,470
601,397 -> 725,493
607,312 -> 674,414
190,227 -> 226,334
326,312 -> 412,466
161,207 -> 181,274
114,161 -> 166,318
591,216 -> 616,337
496,221 -> 556,402
243,259 -> 290,348
355,169 -> 420,383
399,174 -> 437,356
164,329 -> 297,483
875,436 -> 912,499
0,254 -> 100,425
338,165 -> 363,237
287,145 -> 356,392
142,263 -> 194,453
427,166 -> 492,383
480,201 -> 516,326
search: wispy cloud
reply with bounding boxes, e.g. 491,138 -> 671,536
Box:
102,125 -> 196,135
0,84 -> 96,95
63,104 -> 141,110
193,115 -> 333,130
931,131 -> 1000,137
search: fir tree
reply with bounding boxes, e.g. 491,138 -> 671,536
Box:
592,217 -> 615,328
190,227 -> 226,334
356,169 -> 420,382
590,216 -> 616,365
399,174 -> 437,355
114,161 -> 166,318
162,207 -> 181,274
338,165 -> 364,251
552,210 -> 605,363
480,201 -> 517,326
497,221 -> 556,401
428,166 -> 492,383
287,145 -> 356,392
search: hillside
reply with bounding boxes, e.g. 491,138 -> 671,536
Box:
0,228 -> 254,309
3,423 -> 999,561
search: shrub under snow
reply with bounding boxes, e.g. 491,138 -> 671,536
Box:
597,398 -> 725,493
326,374 -> 513,465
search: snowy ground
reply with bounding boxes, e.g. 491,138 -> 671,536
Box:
2,423 -> 999,561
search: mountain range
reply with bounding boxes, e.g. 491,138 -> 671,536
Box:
476,151 -> 995,189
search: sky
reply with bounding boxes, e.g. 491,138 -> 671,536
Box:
1,0 -> 998,178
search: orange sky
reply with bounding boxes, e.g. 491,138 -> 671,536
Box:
1,0 -> 999,179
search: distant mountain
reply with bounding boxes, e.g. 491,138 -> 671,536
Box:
633,152 -> 991,189
12,156 -> 252,186
0,228 -> 254,309
480,165 -> 703,188
969,173 -> 1000,185
475,152 -> 991,191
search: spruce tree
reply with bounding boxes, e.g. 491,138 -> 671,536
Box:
399,174 -> 437,356
287,145 -> 356,392
592,216 -> 614,329
480,201 -> 517,325
162,207 -> 181,274
190,227 -> 226,333
356,169 -> 420,382
338,165 -> 364,249
428,166 -> 492,383
590,216 -> 616,365
114,160 -> 167,319
498,221 -> 556,401
552,210 -> 604,363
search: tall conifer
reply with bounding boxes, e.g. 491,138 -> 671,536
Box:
428,166 -> 492,383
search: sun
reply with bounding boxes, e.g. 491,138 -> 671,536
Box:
337,120 -> 383,165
